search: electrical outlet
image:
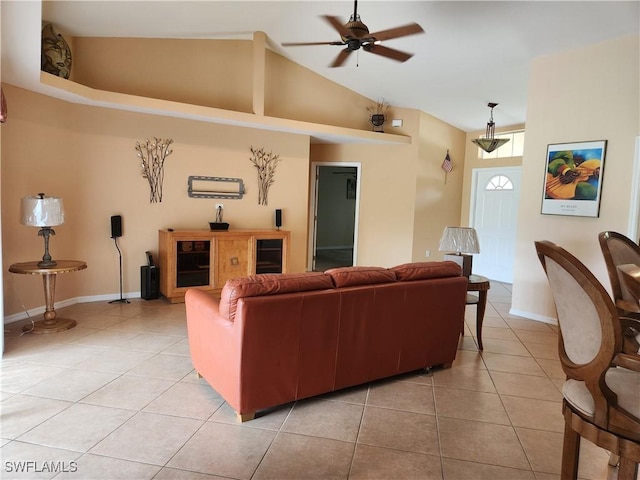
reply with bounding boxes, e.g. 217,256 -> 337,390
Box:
425,250 -> 431,257
215,203 -> 224,210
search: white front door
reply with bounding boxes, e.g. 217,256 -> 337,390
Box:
470,166 -> 522,283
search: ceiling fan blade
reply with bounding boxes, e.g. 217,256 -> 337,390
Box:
322,15 -> 351,38
282,41 -> 345,47
364,44 -> 413,63
330,48 -> 353,68
369,23 -> 424,42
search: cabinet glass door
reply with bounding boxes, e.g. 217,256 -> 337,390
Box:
176,240 -> 210,287
256,239 -> 283,274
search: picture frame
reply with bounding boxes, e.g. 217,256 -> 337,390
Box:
541,140 -> 607,217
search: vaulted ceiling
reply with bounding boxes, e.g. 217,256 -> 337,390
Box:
3,1 -> 639,132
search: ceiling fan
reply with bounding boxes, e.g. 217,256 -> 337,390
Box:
281,0 -> 424,68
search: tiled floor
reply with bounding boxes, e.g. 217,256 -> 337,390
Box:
0,282 -> 629,479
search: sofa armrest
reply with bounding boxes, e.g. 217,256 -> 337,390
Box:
185,288 -> 242,410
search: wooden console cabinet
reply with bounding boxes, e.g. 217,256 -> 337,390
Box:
158,229 -> 290,303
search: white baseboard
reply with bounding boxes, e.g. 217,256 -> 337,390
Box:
509,308 -> 557,325
3,292 -> 142,325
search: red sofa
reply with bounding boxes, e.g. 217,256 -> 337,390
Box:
185,262 -> 468,421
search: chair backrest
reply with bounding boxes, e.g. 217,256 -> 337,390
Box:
598,231 -> 640,312
534,241 -> 622,389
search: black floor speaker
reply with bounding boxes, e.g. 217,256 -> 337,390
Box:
141,265 -> 160,300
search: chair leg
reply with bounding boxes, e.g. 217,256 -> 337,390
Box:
617,458 -> 639,480
561,423 -> 580,480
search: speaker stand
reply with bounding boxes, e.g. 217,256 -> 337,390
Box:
109,237 -> 130,304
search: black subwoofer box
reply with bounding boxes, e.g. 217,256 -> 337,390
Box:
141,265 -> 160,300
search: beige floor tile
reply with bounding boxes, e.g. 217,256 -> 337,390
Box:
90,411 -> 202,465
22,368 -> 119,402
350,444 -> 443,480
367,377 -> 435,414
0,441 -> 81,480
482,352 -> 547,376
535,358 -> 565,380
168,421 -> 276,478
505,318 -> 557,332
18,403 -> 134,452
451,349 -> 486,370
143,381 -> 224,419
0,362 -> 67,393
71,329 -> 141,348
501,396 -> 564,432
282,398 -> 364,442
1,395 -> 72,439
358,406 -> 439,455
515,427 -> 563,474
154,467 -> 229,479
15,343 -> 107,368
442,458 -> 535,480
253,432 -> 354,480
434,386 -> 510,425
438,417 -> 529,470
74,348 -> 154,374
56,453 -> 162,479
161,338 -> 191,356
525,342 -> 560,360
319,383 -> 370,404
481,338 -> 532,356
125,352 -> 195,381
432,364 -> 497,393
517,430 -> 617,479
481,326 -> 520,341
458,335 -> 481,351
81,375 -> 174,410
514,330 -> 558,345
67,312 -> 131,330
116,333 -> 182,353
490,371 -> 562,401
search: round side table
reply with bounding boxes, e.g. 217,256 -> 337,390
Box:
466,274 -> 491,350
9,260 -> 87,334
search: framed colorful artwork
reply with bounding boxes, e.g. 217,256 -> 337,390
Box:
541,140 -> 607,217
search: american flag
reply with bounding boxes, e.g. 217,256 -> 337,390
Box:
441,151 -> 453,173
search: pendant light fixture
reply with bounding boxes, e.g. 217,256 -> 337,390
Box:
472,102 -> 509,153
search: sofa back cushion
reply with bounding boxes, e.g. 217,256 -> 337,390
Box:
325,266 -> 397,288
220,272 -> 334,321
391,261 -> 462,281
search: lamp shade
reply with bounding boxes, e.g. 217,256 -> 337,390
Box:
438,227 -> 480,254
21,195 -> 65,227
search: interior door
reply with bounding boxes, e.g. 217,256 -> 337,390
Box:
308,163 -> 360,271
470,166 -> 522,283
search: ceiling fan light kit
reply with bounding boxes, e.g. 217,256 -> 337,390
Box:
472,102 -> 510,153
281,0 -> 425,68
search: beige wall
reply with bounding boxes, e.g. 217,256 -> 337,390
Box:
311,107 -> 466,267
414,110 -> 467,261
73,37 -> 254,113
71,36 -> 376,130
2,85 -> 311,317
511,34 -> 640,322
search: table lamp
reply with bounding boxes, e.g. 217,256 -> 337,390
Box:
439,226 -> 480,277
21,193 -> 65,268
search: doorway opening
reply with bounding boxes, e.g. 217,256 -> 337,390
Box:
308,163 -> 361,271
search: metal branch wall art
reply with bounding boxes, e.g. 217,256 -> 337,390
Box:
135,138 -> 174,203
249,146 -> 281,206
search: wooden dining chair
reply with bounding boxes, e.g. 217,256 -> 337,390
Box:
598,231 -> 640,353
535,240 -> 640,480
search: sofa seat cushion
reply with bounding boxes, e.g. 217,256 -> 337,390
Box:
220,272 -> 334,321
392,261 -> 462,281
325,266 -> 397,288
